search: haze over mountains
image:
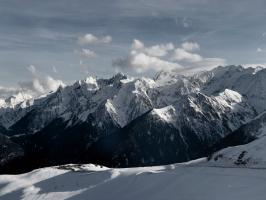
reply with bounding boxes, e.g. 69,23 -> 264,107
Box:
1,65 -> 266,174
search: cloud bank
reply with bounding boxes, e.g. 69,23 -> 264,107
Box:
113,39 -> 226,74
0,87 -> 20,99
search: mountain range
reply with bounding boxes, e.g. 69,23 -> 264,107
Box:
1,65 -> 266,174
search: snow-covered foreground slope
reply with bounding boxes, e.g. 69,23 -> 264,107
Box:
209,129 -> 266,168
0,162 -> 266,200
208,110 -> 266,168
209,136 -> 266,168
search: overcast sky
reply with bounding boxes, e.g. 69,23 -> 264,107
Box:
1,0 -> 266,91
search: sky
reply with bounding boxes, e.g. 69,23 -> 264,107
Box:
1,0 -> 266,96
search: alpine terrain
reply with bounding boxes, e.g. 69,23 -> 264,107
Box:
1,65 -> 266,174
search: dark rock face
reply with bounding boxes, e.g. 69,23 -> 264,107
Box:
86,111 -> 207,168
0,133 -> 24,174
210,112 -> 266,154
6,116 -> 120,174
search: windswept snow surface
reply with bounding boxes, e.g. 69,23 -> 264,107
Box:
0,162 -> 266,200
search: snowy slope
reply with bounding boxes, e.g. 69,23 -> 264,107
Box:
208,111 -> 266,168
209,136 -> 266,168
0,162 -> 266,200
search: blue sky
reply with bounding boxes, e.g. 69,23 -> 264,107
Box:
1,0 -> 266,90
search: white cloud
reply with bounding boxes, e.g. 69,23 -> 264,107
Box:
32,78 -> 45,93
113,39 -> 225,74
102,36 -> 112,43
45,76 -> 64,92
132,39 -> 144,50
132,39 -> 174,57
186,58 -> 226,71
52,65 -> 58,73
19,76 -> 64,96
129,51 -> 182,73
75,49 -> 97,58
144,43 -> 174,57
257,48 -> 263,52
171,48 -> 202,62
0,65 -> 59,100
27,65 -> 37,75
171,58 -> 226,75
80,34 -> 97,44
17,65 -> 65,97
242,63 -> 266,68
78,34 -> 112,45
181,42 -> 200,51
113,39 -> 180,72
0,86 -> 19,99
113,53 -> 180,73
182,17 -> 190,28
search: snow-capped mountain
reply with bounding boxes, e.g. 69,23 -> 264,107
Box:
86,89 -> 255,167
1,65 -> 266,173
201,65 -> 266,112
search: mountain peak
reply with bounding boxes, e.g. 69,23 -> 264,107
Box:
218,89 -> 243,104
151,105 -> 176,123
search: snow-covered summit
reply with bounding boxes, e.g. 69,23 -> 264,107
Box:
151,105 -> 176,123
0,92 -> 33,109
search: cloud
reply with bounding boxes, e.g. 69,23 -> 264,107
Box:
242,63 -> 266,68
182,17 -> 191,28
169,58 -> 226,75
0,69 -> 65,102
257,48 -> 263,52
113,39 -> 180,73
132,39 -> 144,49
27,65 -> 37,75
19,76 -> 64,96
128,51 -> 182,73
75,49 -> 97,58
78,34 -> 112,45
171,48 -> 202,62
18,65 -> 65,97
52,65 -> 58,73
45,76 -> 64,92
0,86 -> 20,99
181,42 -> 200,51
113,40 -> 182,73
186,58 -> 225,72
132,39 -> 174,57
144,43 -> 174,57
113,39 -> 226,74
